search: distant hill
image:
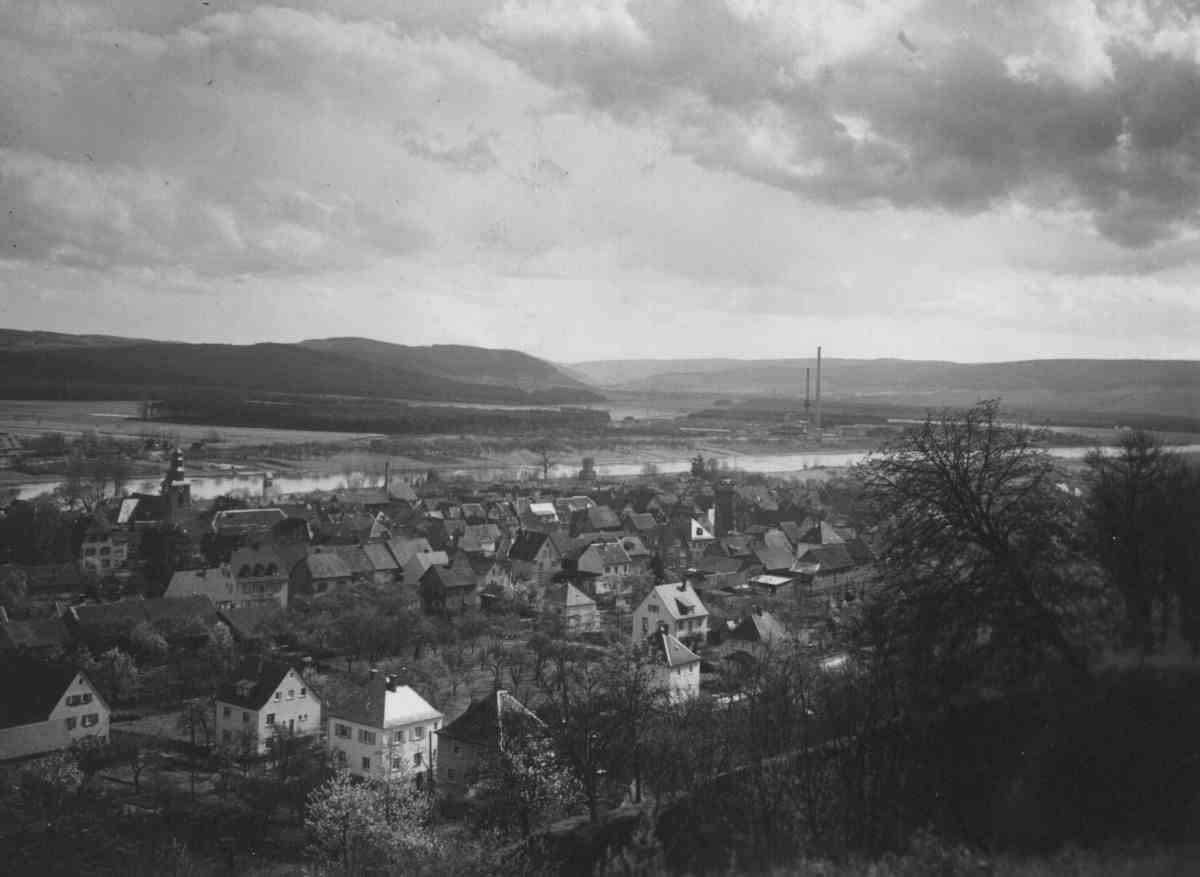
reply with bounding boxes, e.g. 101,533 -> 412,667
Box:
0,331 -> 602,405
569,357 -> 1200,421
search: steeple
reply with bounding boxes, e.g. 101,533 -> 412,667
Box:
161,448 -> 191,526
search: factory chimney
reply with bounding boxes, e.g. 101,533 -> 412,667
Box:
804,367 -> 811,414
815,346 -> 823,443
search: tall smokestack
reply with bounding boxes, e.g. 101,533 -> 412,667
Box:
384,460 -> 391,496
815,346 -> 823,443
805,367 -> 811,413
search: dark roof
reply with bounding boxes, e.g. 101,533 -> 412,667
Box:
507,530 -> 549,562
646,628 -> 700,668
212,508 -> 288,533
73,595 -> 218,630
217,658 -> 306,711
753,546 -> 795,573
230,545 -> 286,579
800,544 -> 856,573
437,689 -> 542,747
0,616 -> 73,652
327,675 -> 441,728
300,552 -> 353,580
544,582 -> 595,609
216,604 -> 283,640
0,658 -> 94,730
625,512 -> 658,532
843,538 -> 875,565
729,610 -> 790,644
587,505 -> 622,530
331,545 -> 375,576
362,543 -> 399,571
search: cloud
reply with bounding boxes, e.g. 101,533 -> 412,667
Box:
479,0 -> 1200,249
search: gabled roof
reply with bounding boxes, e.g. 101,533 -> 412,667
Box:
72,595 -> 218,630
754,546 -> 796,573
212,508 -> 288,533
689,518 -> 714,541
646,627 -> 700,668
300,552 -> 353,580
331,545 -> 374,576
361,543 -> 399,572
217,604 -> 283,640
644,582 -> 708,621
547,531 -> 574,556
544,582 -> 596,609
619,535 -> 650,558
216,657 -> 301,711
589,541 -> 631,566
0,616 -> 73,652
625,512 -> 658,532
730,609 -> 790,644
386,537 -> 433,567
436,689 -> 542,747
461,502 -> 486,519
587,505 -> 622,530
528,502 -> 559,519
164,567 -> 237,602
327,675 -> 441,729
507,530 -> 551,562
795,517 -> 846,546
798,544 -> 856,573
0,659 -> 98,730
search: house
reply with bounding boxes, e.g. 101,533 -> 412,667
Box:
166,562 -> 288,610
386,537 -> 435,575
211,508 -> 289,538
0,659 -> 110,760
291,552 -> 354,598
419,558 -> 479,615
330,545 -> 376,585
229,545 -> 290,607
506,530 -> 569,585
403,550 -> 449,589
617,535 -> 652,573
586,505 -> 623,533
216,604 -> 284,645
644,624 -> 701,703
727,606 -> 791,646
748,573 -> 800,596
575,540 -> 633,594
633,582 -> 709,645
0,611 -> 73,657
79,516 -> 130,576
69,596 -> 218,650
543,582 -> 599,632
215,658 -> 321,754
753,546 -> 796,576
327,670 -> 442,782
361,543 -> 400,585
436,689 -> 543,796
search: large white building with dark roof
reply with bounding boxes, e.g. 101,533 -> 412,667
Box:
326,670 -> 442,783
215,658 -> 321,754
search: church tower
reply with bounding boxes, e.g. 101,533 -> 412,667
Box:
161,448 -> 191,526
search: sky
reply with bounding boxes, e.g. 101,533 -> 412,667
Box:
1,0 -> 1200,363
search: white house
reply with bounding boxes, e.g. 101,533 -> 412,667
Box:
327,670 -> 442,784
632,581 -> 710,644
645,624 -> 701,703
215,658 -> 322,754
0,660 -> 110,760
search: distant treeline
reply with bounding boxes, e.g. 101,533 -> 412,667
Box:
154,391 -> 611,435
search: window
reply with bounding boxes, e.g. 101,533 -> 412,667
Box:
411,725 -> 425,740
453,744 -> 461,755
287,689 -> 295,699
641,617 -> 648,634
266,713 -> 275,726
299,713 -> 308,723
82,714 -> 99,728
413,752 -> 423,767
335,723 -> 351,739
222,730 -> 231,743
243,711 -> 250,723
392,756 -> 402,770
67,694 -> 82,707
447,769 -> 456,780
66,717 -> 77,731
361,757 -> 371,772
358,729 -> 376,745
274,691 -> 281,701
223,706 -> 231,719
336,749 -> 347,765
299,688 -> 307,697
648,603 -> 658,613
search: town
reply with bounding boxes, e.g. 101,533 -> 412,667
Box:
2,402 -> 1198,875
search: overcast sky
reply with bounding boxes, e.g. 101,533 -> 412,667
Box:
2,0 -> 1199,362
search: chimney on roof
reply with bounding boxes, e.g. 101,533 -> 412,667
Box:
368,667 -> 378,681
815,346 -> 823,444
677,582 -> 687,591
385,674 -> 397,692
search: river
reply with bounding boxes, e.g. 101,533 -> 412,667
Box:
10,444 -> 1199,503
